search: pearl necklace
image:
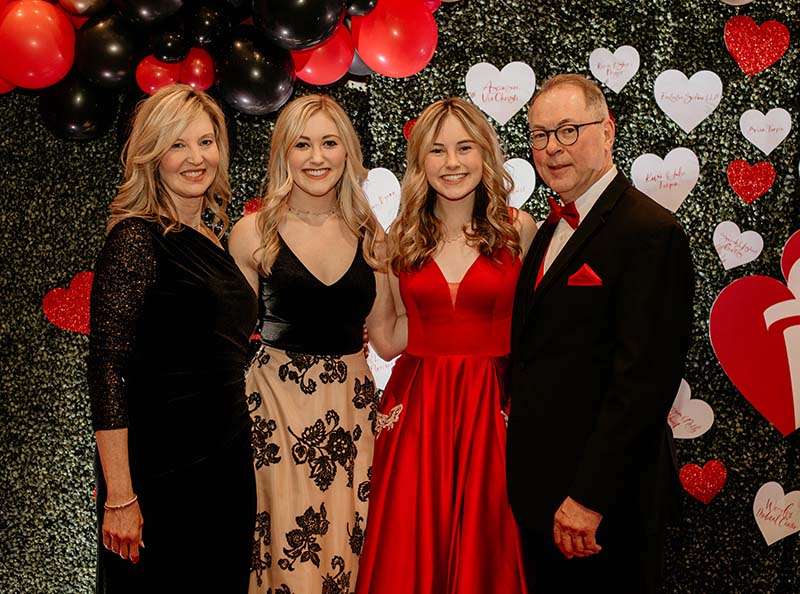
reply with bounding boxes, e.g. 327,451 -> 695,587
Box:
288,205 -> 338,217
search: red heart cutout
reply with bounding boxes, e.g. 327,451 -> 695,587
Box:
727,160 -> 775,204
403,118 -> 417,141
709,232 -> 800,436
243,198 -> 263,216
42,271 -> 93,334
724,16 -> 790,76
680,460 -> 727,504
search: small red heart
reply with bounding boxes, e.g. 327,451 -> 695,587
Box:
727,160 -> 775,204
42,271 -> 93,334
403,118 -> 417,141
244,198 -> 263,216
680,460 -> 727,504
724,16 -> 790,76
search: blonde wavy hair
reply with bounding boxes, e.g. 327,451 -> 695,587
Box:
255,94 -> 383,275
107,84 -> 231,237
388,97 -> 520,273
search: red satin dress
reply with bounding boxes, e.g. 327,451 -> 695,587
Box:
355,249 -> 528,594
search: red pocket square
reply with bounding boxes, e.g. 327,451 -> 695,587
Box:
567,264 -> 602,286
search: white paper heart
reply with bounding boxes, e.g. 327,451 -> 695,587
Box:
753,481 -> 800,546
630,147 -> 699,212
366,344 -> 398,391
739,108 -> 792,156
713,221 -> 763,270
503,158 -> 536,208
668,379 -> 714,439
465,62 -> 535,126
654,69 -> 723,133
589,46 -> 640,93
720,0 -> 752,5
363,167 -> 401,230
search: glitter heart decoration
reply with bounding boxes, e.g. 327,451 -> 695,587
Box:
42,271 -> 93,334
726,160 -> 775,204
724,16 -> 790,76
680,460 -> 727,504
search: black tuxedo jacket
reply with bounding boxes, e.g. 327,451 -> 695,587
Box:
507,171 -> 694,538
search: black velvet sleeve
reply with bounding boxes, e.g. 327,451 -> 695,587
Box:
87,217 -> 156,431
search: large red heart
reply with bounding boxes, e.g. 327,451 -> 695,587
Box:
727,160 -> 775,204
679,460 -> 727,504
709,231 -> 800,436
42,271 -> 93,335
724,16 -> 790,76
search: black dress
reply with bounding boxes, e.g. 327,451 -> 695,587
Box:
87,217 -> 258,593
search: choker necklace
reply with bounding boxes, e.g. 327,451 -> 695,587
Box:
288,205 -> 337,217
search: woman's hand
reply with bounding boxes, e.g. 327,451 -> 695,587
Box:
102,501 -> 144,563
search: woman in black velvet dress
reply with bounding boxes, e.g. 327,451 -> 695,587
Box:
87,84 -> 257,593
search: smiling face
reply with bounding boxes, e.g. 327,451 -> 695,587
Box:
287,110 -> 347,204
528,83 -> 615,204
158,111 -> 219,203
423,114 -> 484,205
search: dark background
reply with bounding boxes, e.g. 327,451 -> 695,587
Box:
1,1 -> 798,592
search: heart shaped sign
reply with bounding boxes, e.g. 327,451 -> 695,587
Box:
713,221 -> 763,270
727,160 -> 776,204
739,108 -> 791,156
42,271 -> 93,334
725,16 -> 790,76
504,158 -> 536,208
753,481 -> 800,545
720,0 -> 752,4
366,344 -> 398,391
668,379 -> 714,439
680,460 -> 727,504
630,147 -> 699,212
709,230 -> 800,436
654,69 -> 722,133
363,167 -> 401,230
588,45 -> 640,93
465,62 -> 535,126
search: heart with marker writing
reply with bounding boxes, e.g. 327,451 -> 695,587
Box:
504,158 -> 536,209
668,379 -> 714,439
588,45 -> 640,93
363,167 -> 401,230
724,16 -> 789,76
42,271 -> 93,334
727,160 -> 775,204
680,460 -> 727,504
465,62 -> 535,126
630,147 -> 699,212
753,481 -> 800,545
654,70 -> 722,134
739,108 -> 791,156
713,221 -> 763,270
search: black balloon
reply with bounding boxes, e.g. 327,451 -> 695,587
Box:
346,0 -> 377,17
215,25 -> 295,115
58,0 -> 112,17
39,69 -> 118,140
75,12 -> 142,89
179,2 -> 233,48
149,29 -> 190,62
253,0 -> 345,50
112,0 -> 186,27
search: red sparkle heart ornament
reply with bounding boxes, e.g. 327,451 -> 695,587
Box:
680,460 -> 727,504
403,118 -> 417,141
42,271 -> 93,334
724,16 -> 790,76
244,198 -> 263,216
727,160 -> 775,204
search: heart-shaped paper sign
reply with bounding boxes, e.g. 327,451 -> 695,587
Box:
709,230 -> 800,436
42,271 -> 93,334
630,147 -> 699,212
366,344 -> 398,391
363,167 -> 401,230
725,16 -> 790,76
727,160 -> 776,204
739,108 -> 791,156
654,69 -> 722,133
713,221 -> 763,270
504,158 -> 535,209
680,460 -> 727,504
465,62 -> 535,126
720,0 -> 752,5
588,45 -> 640,93
668,379 -> 714,439
753,481 -> 800,545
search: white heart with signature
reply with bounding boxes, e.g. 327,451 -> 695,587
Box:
753,482 -> 800,546
366,344 -> 398,391
465,62 -> 535,126
504,158 -> 536,208
363,167 -> 401,230
589,46 -> 640,93
713,221 -> 763,270
668,379 -> 714,439
654,69 -> 722,133
630,147 -> 699,212
739,108 -> 791,156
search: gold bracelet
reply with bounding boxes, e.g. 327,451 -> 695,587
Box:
103,494 -> 138,511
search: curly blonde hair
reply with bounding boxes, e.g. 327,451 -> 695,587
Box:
388,97 -> 520,273
254,94 -> 383,275
107,84 -> 231,237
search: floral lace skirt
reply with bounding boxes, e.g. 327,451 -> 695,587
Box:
247,345 -> 377,594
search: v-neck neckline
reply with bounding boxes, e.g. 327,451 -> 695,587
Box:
279,233 -> 358,288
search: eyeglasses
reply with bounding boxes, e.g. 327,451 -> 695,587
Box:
528,120 -> 603,150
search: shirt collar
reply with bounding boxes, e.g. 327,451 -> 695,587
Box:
570,165 -> 618,224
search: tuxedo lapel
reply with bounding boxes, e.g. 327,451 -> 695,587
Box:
513,220 -> 556,340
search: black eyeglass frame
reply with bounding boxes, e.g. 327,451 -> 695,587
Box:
528,120 -> 604,150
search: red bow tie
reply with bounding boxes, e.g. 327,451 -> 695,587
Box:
546,197 -> 580,230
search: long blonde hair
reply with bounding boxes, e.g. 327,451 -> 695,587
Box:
107,84 -> 231,237
389,97 -> 520,273
255,94 -> 383,274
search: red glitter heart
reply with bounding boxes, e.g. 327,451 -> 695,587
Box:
724,16 -> 790,76
42,271 -> 93,334
403,118 -> 417,141
243,198 -> 263,216
727,160 -> 775,204
680,460 -> 727,504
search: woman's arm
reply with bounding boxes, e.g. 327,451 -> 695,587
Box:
366,268 -> 407,361
514,208 -> 538,258
228,213 -> 262,294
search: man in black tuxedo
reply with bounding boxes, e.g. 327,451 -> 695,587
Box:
507,73 -> 694,594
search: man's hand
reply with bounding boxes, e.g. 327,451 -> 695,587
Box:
553,496 -> 602,559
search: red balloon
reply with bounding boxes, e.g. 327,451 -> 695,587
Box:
0,76 -> 14,94
69,14 -> 88,29
179,47 -> 214,91
136,55 -> 180,95
350,0 -> 437,78
0,0 -> 75,89
290,23 -> 354,86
